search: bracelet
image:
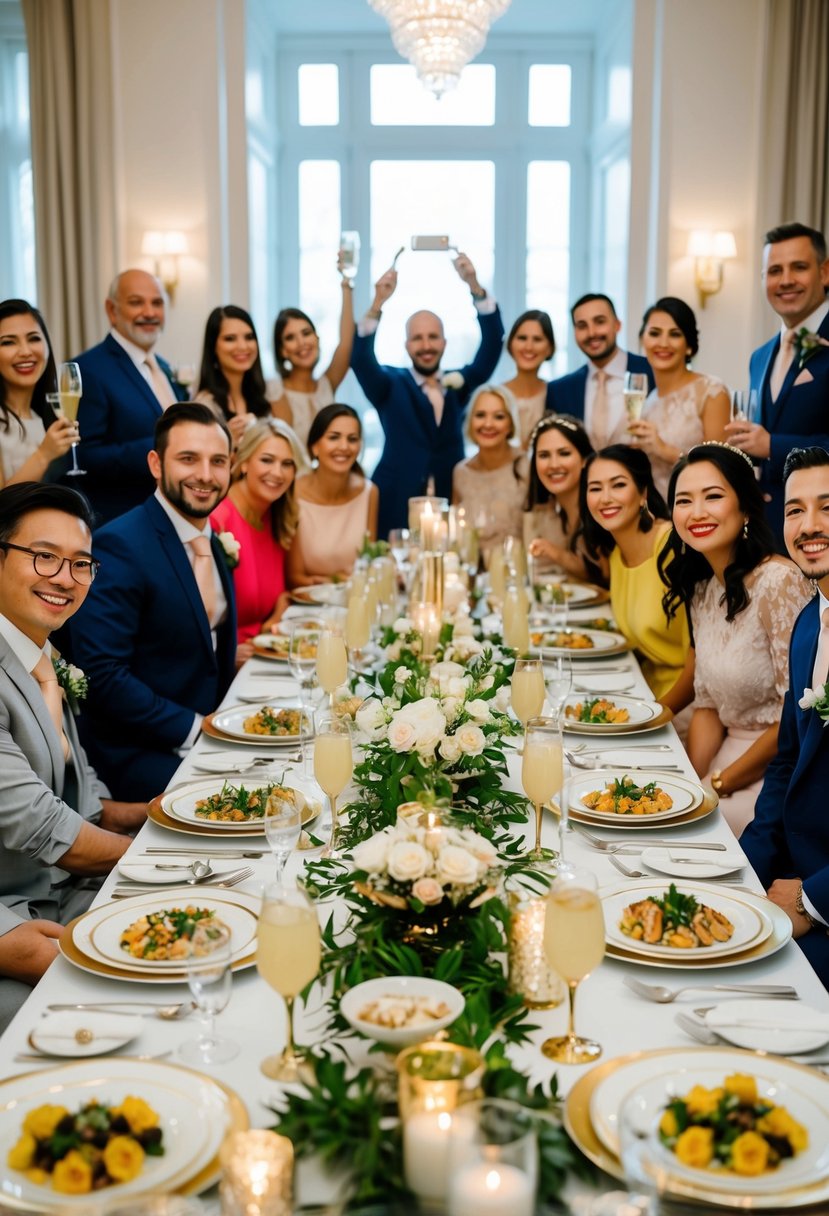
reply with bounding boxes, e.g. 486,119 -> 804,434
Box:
795,882 -> 822,930
366,307 -> 382,319
470,287 -> 486,301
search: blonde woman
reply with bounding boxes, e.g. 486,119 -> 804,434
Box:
452,384 -> 528,558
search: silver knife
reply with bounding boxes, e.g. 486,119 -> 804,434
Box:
612,840 -> 728,851
140,849 -> 266,857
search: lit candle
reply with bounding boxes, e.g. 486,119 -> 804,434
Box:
404,1109 -> 453,1202
448,1162 -> 535,1216
420,501 -> 436,551
219,1129 -> 293,1216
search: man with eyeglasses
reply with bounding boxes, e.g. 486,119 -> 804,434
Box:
0,482 -> 147,1030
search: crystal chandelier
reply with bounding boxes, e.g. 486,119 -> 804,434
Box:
368,0 -> 512,97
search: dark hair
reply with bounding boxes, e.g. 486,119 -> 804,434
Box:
0,299 -> 58,437
0,481 -> 95,545
154,401 -> 232,459
273,308 -> 317,379
658,444 -> 776,623
526,414 -> 593,541
195,305 -> 270,420
570,293 -> 618,322
639,296 -> 699,360
579,444 -> 669,558
506,310 -> 555,359
764,222 -> 827,263
306,403 -> 364,477
783,445 -> 829,482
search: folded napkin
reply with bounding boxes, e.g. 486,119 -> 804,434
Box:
570,673 -> 637,692
707,1009 -> 829,1035
32,1010 -> 142,1056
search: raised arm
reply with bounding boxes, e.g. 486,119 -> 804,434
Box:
323,255 -> 357,391
350,267 -> 399,407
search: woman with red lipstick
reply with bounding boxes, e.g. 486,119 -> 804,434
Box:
452,385 -> 528,559
499,310 -> 556,450
581,444 -> 691,709
194,305 -> 277,449
628,296 -> 730,499
522,414 -> 602,582
0,300 -> 77,486
659,442 -> 812,835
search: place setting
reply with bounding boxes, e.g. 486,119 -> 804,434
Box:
566,770 -> 719,830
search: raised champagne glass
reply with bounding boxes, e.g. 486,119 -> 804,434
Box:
542,868 -> 605,1063
314,713 -> 353,856
257,881 -> 321,1083
340,231 -> 360,281
521,715 -> 563,859
623,372 -> 648,430
58,361 -> 85,476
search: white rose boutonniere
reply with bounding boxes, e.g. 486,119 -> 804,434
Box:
441,371 -> 465,391
798,684 -> 829,723
217,530 -> 241,570
52,657 -> 88,714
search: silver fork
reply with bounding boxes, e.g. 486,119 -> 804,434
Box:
566,751 -> 683,772
571,823 -> 726,853
609,854 -> 645,878
111,866 -> 254,897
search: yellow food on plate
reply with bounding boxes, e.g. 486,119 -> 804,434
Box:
619,884 -> 734,949
195,780 -> 285,821
119,905 -> 229,961
581,775 -> 672,816
565,698 -> 630,725
243,706 -> 303,736
531,630 -> 595,650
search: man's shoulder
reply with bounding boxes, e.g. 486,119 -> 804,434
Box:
548,366 -> 588,392
93,499 -> 157,548
625,351 -> 651,374
75,335 -> 118,366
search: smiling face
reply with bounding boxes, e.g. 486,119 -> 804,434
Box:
468,392 -> 514,449
405,311 -> 446,376
763,236 -> 829,329
148,420 -> 231,523
784,465 -> 829,588
0,313 -> 50,395
508,319 -> 554,372
585,458 -> 645,534
641,309 -> 691,373
0,509 -> 93,645
215,316 -> 258,377
105,269 -> 166,351
241,435 -> 296,504
534,427 -> 584,497
672,461 -> 744,566
311,412 -> 362,474
572,300 -> 622,366
278,316 -> 319,371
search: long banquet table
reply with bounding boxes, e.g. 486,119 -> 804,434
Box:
2,602 -> 828,1212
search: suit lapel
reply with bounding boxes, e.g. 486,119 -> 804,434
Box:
790,601 -> 824,784
104,335 -> 164,421
146,500 -> 215,660
0,637 -> 64,788
758,336 -> 782,429
405,371 -> 440,439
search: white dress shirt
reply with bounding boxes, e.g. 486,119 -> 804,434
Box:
770,300 -> 829,384
109,329 -> 169,403
584,347 -> 628,446
0,612 -> 49,676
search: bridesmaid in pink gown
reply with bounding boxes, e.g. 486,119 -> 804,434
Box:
211,418 -> 308,662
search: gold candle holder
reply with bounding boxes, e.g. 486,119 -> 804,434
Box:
219,1129 -> 293,1216
507,886 -> 565,1009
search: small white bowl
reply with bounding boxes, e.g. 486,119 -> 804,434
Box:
340,976 -> 464,1048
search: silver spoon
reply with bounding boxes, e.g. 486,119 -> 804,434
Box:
155,860 -> 213,879
47,1001 -> 196,1020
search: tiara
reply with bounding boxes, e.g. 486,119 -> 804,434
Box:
530,414 -> 579,441
686,440 -> 755,470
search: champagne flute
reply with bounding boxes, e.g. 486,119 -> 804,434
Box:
264,794 -> 303,881
731,388 -> 758,424
340,230 -> 360,281
510,658 -> 545,729
314,713 -> 353,856
542,651 -> 572,720
345,592 -> 370,671
179,929 -> 238,1065
542,868 -> 605,1063
58,361 -> 85,476
521,715 -> 563,859
289,625 -> 319,717
257,881 -> 321,1084
316,625 -> 347,710
623,372 -> 648,429
502,582 -> 530,652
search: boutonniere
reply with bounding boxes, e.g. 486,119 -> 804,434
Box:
794,327 -> 829,369
216,530 -> 241,570
53,657 -> 88,713
441,371 -> 465,391
798,684 -> 829,724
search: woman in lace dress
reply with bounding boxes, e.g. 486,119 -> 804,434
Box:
193,305 -> 277,448
628,297 -> 730,499
452,385 -> 527,559
659,442 -> 813,836
499,309 -> 556,450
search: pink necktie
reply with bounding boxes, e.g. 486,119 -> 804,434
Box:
591,369 -> 610,449
145,353 -> 176,409
33,652 -> 70,759
812,607 -> 829,687
770,329 -> 796,402
188,535 -> 218,626
422,378 -> 444,426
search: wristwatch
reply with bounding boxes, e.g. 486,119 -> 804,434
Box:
710,770 -> 730,797
470,286 -> 487,301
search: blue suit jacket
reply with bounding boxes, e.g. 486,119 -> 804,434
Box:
73,335 -> 187,525
544,352 -> 654,421
69,496 -> 237,800
741,596 -> 829,985
351,308 -> 505,537
750,310 -> 829,548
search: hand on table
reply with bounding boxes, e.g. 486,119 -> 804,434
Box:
0,920 -> 62,984
767,877 -> 812,938
724,420 -> 770,459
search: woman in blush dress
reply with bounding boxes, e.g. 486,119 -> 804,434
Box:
0,299 -> 76,486
499,309 -> 556,450
193,305 -> 277,449
659,442 -> 812,837
210,418 -> 307,662
628,296 -> 730,499
522,414 -> 601,582
286,404 -> 378,585
452,385 -> 527,560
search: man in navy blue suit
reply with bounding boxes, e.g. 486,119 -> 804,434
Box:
545,293 -> 653,449
74,269 -> 187,524
742,447 -> 829,986
726,223 -> 829,549
69,403 -> 236,801
351,253 -> 504,537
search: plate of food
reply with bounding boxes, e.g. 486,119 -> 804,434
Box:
210,703 -> 310,744
340,976 -> 464,1048
569,771 -> 700,822
162,776 -> 320,831
275,615 -> 328,635
530,626 -> 628,657
603,882 -> 770,959
533,579 -> 609,607
562,694 -> 660,732
292,582 -> 349,607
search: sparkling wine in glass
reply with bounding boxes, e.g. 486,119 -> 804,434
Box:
264,793 -> 303,881
731,388 -> 758,424
521,715 -> 563,859
58,362 -> 85,476
316,626 -> 347,709
289,626 -> 319,718
510,658 -> 545,729
542,651 -> 573,720
314,713 -> 353,856
345,592 -> 370,670
542,868 -> 605,1063
179,929 -> 238,1066
257,881 -> 321,1084
624,372 -> 648,429
503,583 -> 530,652
340,231 -> 361,281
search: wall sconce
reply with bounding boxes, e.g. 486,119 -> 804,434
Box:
687,230 -> 737,309
141,230 -> 188,303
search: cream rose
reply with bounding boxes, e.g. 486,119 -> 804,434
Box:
387,716 -> 418,751
439,734 -> 462,763
351,830 -> 393,873
466,698 -> 492,722
455,723 -> 485,756
494,685 -> 512,713
411,877 -> 445,906
387,840 -> 432,882
355,698 -> 387,740
394,666 -> 411,685
437,845 -> 480,886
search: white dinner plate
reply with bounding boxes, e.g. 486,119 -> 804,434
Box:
569,673 -> 638,694
211,702 -> 311,744
562,694 -> 660,732
295,582 -> 349,606
705,1000 -> 829,1055
191,750 -> 292,775
642,846 -> 745,879
530,626 -> 628,658
602,881 -> 771,959
275,615 -> 328,634
117,855 -> 247,884
533,580 -> 600,606
569,770 -> 700,823
0,1058 -> 235,1208
236,680 -> 300,704
28,1010 -> 143,1058
161,775 -> 321,831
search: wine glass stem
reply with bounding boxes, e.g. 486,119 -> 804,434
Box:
330,794 -> 338,832
71,444 -> 80,472
282,995 -> 298,1066
566,979 -> 579,1044
534,801 -> 543,854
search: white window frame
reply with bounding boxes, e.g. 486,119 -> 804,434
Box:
0,2 -> 36,301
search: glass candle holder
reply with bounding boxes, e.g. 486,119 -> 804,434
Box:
507,881 -> 565,1009
219,1129 -> 293,1216
447,1098 -> 538,1216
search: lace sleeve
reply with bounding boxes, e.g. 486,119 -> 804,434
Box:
755,562 -> 814,699
689,590 -> 715,708
697,375 -> 728,414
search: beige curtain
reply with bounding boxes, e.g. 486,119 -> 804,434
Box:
758,0 -> 829,236
21,0 -> 117,361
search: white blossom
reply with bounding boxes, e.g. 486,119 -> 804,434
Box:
387,840 -> 431,882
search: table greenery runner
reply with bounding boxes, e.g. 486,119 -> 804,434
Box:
270,610 -> 596,1209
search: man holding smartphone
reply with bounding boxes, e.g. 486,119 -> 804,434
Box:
351,251 -> 504,537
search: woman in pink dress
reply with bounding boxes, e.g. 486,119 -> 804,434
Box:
211,418 -> 307,661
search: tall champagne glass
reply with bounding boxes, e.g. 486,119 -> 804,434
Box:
542,868 -> 605,1063
314,713 -> 353,856
510,658 -> 545,728
179,929 -> 238,1066
345,592 -> 370,670
289,626 -> 319,718
257,882 -> 321,1083
521,715 -> 563,859
542,651 -> 572,721
264,794 -> 303,881
340,231 -> 360,280
731,388 -> 759,424
58,362 -> 85,476
624,372 -> 648,429
316,625 -> 347,709
503,583 -> 530,652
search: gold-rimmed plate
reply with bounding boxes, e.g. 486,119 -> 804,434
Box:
602,881 -> 771,960
566,783 -> 717,830
569,770 -> 702,823
562,694 -> 661,733
532,579 -> 610,607
162,775 -> 321,832
530,626 -> 629,658
211,703 -> 310,745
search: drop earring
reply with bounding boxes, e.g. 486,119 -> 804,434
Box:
743,518 -> 749,539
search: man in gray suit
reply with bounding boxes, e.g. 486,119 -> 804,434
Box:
0,483 -> 147,1028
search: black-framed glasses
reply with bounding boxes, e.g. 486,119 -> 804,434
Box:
0,542 -> 100,585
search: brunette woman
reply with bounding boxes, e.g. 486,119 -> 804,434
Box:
194,305 -> 276,448
499,309 -> 556,449
523,413 -> 599,582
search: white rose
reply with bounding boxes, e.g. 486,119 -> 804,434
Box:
396,698 -> 447,744
351,830 -> 393,873
442,370 -> 465,390
387,716 -> 417,751
440,734 -> 462,763
445,676 -> 466,698
455,723 -> 485,756
394,666 -> 411,685
437,845 -> 479,886
494,686 -> 512,713
450,637 -> 484,661
466,698 -> 492,722
441,696 -> 462,724
412,876 -> 445,905
430,661 -> 466,693
387,840 -> 432,882
217,530 -> 241,561
480,612 -> 501,637
480,674 -> 495,691
461,831 -> 497,865
800,686 -> 823,710
355,698 -> 387,740
393,617 -> 413,635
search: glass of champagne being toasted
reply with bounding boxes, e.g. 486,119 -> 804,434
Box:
623,371 -> 649,430
257,881 -> 321,1083
521,715 -> 563,860
542,868 -> 605,1064
314,713 -> 353,856
57,361 -> 85,476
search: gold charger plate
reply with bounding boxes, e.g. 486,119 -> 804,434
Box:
149,795 -> 264,837
563,785 -> 718,830
202,709 -> 306,747
563,704 -> 675,736
564,1046 -> 829,1209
